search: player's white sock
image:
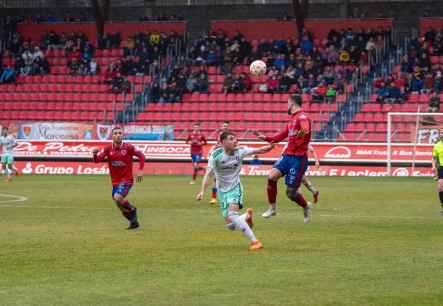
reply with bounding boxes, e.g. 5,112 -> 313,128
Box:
228,211 -> 257,242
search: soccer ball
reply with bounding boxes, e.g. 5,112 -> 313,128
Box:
249,60 -> 267,76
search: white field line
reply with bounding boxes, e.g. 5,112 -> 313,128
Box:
0,193 -> 28,205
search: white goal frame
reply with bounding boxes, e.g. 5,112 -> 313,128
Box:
387,111 -> 442,176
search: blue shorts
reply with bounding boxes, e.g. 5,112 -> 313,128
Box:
112,183 -> 132,198
273,155 -> 308,188
191,154 -> 202,163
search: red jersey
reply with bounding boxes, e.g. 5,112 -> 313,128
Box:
186,132 -> 207,155
265,110 -> 311,156
93,143 -> 145,186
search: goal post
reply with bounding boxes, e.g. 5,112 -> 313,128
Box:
387,112 -> 443,176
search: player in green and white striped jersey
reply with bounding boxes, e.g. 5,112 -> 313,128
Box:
196,131 -> 275,251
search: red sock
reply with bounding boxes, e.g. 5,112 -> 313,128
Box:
267,179 -> 277,204
192,169 -> 197,180
293,192 -> 307,208
211,187 -> 217,199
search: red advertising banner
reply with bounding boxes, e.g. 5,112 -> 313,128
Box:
12,140 -> 433,163
14,161 -> 433,177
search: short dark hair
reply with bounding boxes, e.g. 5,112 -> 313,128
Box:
289,94 -> 302,107
112,126 -> 123,133
222,121 -> 230,125
220,131 -> 235,142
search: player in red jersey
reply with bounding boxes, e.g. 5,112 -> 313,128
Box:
209,121 -> 230,204
186,123 -> 207,185
254,94 -> 314,223
92,127 -> 145,229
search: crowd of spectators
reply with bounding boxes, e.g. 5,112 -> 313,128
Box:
184,27 -> 391,101
373,27 -> 443,106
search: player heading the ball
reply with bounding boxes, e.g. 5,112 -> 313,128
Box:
254,94 -> 314,223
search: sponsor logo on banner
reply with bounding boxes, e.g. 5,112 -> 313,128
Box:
324,146 -> 352,159
96,124 -> 112,140
22,125 -> 32,138
392,167 -> 409,177
18,122 -> 95,140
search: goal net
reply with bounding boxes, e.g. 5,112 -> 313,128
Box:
387,112 -> 443,176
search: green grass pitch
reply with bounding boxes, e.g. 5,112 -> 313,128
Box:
1,175 -> 443,306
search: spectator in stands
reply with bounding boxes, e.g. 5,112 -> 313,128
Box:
386,82 -> 404,103
32,46 -> 44,60
123,37 -> 135,56
89,58 -> 98,75
240,73 -> 252,92
423,73 -> 434,94
325,84 -> 337,102
266,75 -> 280,94
422,91 -> 441,125
410,75 -> 424,93
21,49 -> 33,75
429,91 -> 440,113
195,72 -> 209,93
0,65 -> 14,83
434,71 -> 443,93
273,54 -> 286,71
280,65 -> 296,90
68,58 -> 80,75
312,82 -> 327,102
185,72 -> 198,93
42,30 -> 60,51
376,82 -> 389,103
108,73 -> 130,94
301,35 -> 313,54
223,73 -> 233,93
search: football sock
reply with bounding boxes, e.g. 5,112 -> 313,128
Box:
211,187 -> 217,199
439,191 -> 443,204
267,179 -> 277,206
117,199 -> 137,222
291,192 -> 308,208
192,169 -> 197,181
303,179 -> 317,194
228,211 -> 257,242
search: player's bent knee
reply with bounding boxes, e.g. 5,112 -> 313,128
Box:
286,188 -> 297,200
113,194 -> 123,202
268,168 -> 282,181
225,222 -> 236,231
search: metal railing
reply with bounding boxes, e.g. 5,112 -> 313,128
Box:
115,38 -> 185,125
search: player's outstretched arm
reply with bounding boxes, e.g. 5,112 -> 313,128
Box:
133,149 -> 145,183
252,130 -> 267,141
254,125 -> 289,144
196,167 -> 214,201
243,143 -> 275,157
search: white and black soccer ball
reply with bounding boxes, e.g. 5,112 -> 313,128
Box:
249,60 -> 267,76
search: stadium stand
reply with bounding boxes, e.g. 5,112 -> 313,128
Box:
1,18 -> 413,141
339,18 -> 443,142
